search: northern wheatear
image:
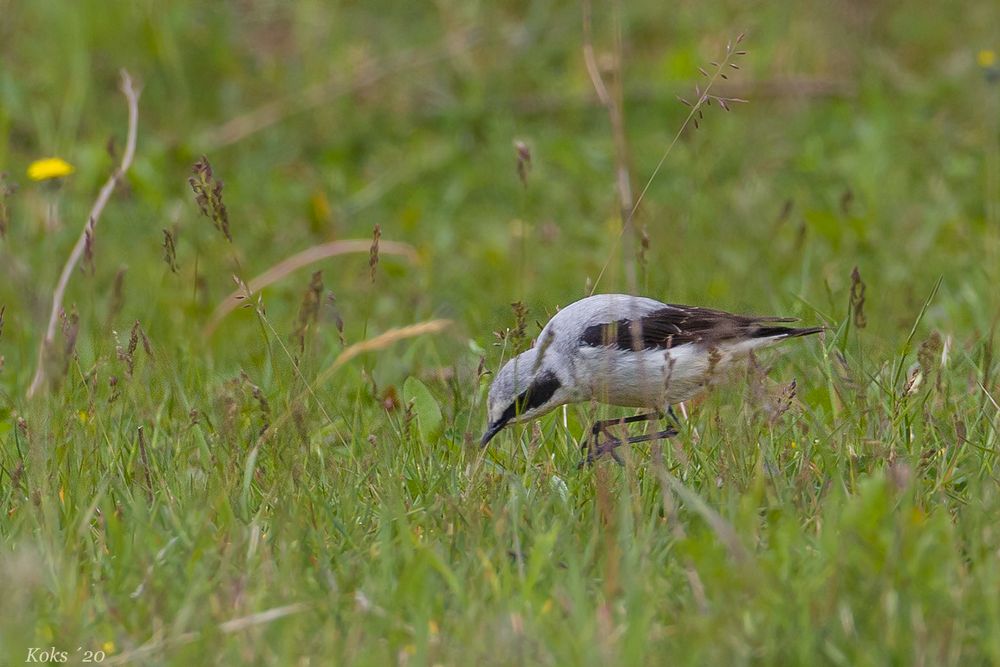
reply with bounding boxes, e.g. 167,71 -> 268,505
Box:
482,294 -> 821,463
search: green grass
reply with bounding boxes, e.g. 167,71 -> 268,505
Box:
2,1 -> 1000,664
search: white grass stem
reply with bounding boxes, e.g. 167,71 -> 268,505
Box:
27,69 -> 140,398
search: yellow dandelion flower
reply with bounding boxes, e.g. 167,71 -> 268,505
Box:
979,49 -> 997,68
102,641 -> 116,654
28,157 -> 75,181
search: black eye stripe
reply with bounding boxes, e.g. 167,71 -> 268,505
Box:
498,371 -> 561,425
522,372 -> 561,411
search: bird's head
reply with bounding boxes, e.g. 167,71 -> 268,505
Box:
481,346 -> 566,446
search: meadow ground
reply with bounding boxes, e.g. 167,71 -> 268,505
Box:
2,1 -> 1000,664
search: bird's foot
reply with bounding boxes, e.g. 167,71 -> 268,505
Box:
578,428 -> 680,468
578,437 -> 625,468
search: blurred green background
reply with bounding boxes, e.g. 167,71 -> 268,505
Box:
2,0 -> 996,355
2,1 -> 1000,664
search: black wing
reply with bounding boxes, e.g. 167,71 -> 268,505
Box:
579,304 -> 816,351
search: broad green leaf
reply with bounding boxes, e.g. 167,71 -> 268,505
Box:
403,376 -> 443,440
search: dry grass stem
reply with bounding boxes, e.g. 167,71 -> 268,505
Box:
583,0 -> 637,291
136,426 -> 154,503
326,319 -> 452,374
28,69 -> 140,398
205,238 -> 417,335
106,602 -> 309,665
262,319 -> 452,443
590,33 -> 748,294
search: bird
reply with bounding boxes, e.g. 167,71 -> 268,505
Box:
481,293 -> 822,463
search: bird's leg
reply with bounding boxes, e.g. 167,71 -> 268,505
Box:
582,411 -> 661,463
585,411 -> 663,449
581,410 -> 672,466
622,428 -> 679,446
582,426 -> 679,466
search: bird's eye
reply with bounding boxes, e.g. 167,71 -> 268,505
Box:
517,372 -> 562,415
494,372 -> 562,428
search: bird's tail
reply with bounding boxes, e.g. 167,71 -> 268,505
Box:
753,325 -> 825,340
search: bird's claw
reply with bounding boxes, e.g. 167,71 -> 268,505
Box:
578,436 -> 626,467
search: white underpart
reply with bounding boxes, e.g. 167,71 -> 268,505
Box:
574,336 -> 785,409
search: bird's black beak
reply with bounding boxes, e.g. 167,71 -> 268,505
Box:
480,420 -> 507,447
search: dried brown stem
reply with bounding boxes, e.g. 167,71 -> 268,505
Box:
259,318 -> 452,447
590,33 -> 747,295
205,238 -> 418,335
136,426 -> 154,503
28,70 -> 140,398
583,0 -> 636,292
106,602 -> 309,665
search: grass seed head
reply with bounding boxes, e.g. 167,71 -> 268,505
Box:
850,266 -> 867,329
679,34 -> 750,122
770,378 -> 797,426
243,372 -> 272,435
117,320 -> 151,377
55,307 -> 80,385
162,229 -> 179,273
326,292 -> 346,346
509,301 -> 529,352
189,156 -> 231,242
107,267 -> 127,325
918,331 -> 944,392
369,224 -> 381,283
108,375 -> 120,404
83,221 -> 96,275
8,461 -> 23,492
637,224 -> 650,275
293,271 -> 324,354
